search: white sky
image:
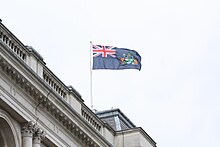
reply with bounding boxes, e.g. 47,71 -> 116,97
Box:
1,0 -> 220,146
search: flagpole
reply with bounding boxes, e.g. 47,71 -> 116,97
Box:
90,41 -> 93,109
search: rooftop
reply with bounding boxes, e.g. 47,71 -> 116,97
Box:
96,108 -> 136,131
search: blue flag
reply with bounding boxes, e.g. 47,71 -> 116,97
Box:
92,45 -> 141,70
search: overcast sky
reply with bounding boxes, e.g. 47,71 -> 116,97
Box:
1,0 -> 220,146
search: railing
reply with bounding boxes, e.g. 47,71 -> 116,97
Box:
81,107 -> 102,131
43,70 -> 67,99
0,22 -> 105,136
0,23 -> 68,100
0,29 -> 27,62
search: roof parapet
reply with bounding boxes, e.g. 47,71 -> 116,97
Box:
67,85 -> 82,99
26,46 -> 44,62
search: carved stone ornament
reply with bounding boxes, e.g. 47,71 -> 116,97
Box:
33,128 -> 46,144
21,121 -> 38,137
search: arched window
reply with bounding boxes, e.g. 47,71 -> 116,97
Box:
0,109 -> 20,147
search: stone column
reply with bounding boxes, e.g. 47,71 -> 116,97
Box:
21,121 -> 37,147
33,128 -> 46,147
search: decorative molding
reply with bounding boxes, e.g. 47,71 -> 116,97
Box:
43,71 -> 67,99
0,54 -> 108,147
0,28 -> 27,62
81,107 -> 102,131
21,121 -> 38,137
33,128 -> 46,144
0,21 -> 114,146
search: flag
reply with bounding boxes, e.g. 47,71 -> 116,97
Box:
92,45 -> 141,70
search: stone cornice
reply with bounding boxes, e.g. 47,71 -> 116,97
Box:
0,22 -> 29,53
0,44 -> 113,147
0,22 -> 82,103
0,22 -> 45,64
42,67 -> 83,102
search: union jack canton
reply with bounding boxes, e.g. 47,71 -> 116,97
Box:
93,45 -> 116,58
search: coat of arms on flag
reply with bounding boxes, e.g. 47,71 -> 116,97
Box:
92,44 -> 141,70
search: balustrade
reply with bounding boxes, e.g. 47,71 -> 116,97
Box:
0,30 -> 27,61
43,71 -> 67,99
81,108 -> 102,131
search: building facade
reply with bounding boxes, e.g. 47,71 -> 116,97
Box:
0,20 -> 156,147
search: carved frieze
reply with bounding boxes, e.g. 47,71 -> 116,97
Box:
0,54 -> 101,147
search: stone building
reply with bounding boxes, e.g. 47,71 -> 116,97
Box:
0,20 -> 156,147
